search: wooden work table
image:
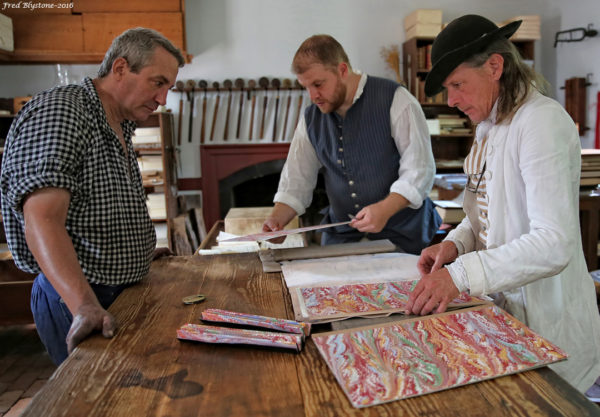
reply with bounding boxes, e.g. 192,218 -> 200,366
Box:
22,253 -> 600,417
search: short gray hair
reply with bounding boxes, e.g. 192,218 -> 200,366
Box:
98,27 -> 185,78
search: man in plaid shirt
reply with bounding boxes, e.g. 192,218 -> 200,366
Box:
0,28 -> 184,365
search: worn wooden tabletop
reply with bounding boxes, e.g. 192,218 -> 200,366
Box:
21,254 -> 600,417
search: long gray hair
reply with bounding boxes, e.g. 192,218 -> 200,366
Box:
98,27 -> 184,78
465,37 -> 548,123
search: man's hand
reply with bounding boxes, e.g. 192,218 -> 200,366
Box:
350,202 -> 389,233
66,303 -> 117,354
350,193 -> 409,234
262,203 -> 298,244
406,268 -> 459,316
417,241 -> 459,276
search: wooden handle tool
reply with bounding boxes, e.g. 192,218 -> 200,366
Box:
222,79 -> 233,141
294,79 -> 304,133
175,80 -> 184,146
271,78 -> 281,141
186,80 -> 196,143
247,79 -> 256,140
234,78 -> 245,139
282,78 -> 292,141
210,81 -> 220,142
199,80 -> 208,144
258,77 -> 269,139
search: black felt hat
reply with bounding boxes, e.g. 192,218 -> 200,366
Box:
424,15 -> 522,97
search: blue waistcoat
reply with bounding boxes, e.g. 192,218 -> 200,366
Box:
304,76 -> 440,254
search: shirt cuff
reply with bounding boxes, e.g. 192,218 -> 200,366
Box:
273,191 -> 305,216
445,238 -> 466,256
446,258 -> 469,293
389,180 -> 423,209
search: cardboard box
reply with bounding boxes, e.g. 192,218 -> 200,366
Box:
405,23 -> 441,39
404,9 -> 442,30
225,207 -> 299,237
0,13 -> 13,52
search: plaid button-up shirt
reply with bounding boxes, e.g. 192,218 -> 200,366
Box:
1,77 -> 156,285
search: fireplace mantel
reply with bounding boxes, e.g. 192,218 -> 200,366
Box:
200,143 -> 290,229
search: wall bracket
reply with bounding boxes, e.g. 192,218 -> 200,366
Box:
554,23 -> 598,47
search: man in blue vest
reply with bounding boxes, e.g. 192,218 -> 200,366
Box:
263,34 -> 440,254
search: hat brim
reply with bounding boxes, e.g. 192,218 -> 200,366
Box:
424,20 -> 522,97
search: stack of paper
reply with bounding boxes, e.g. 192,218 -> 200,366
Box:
581,149 -> 600,187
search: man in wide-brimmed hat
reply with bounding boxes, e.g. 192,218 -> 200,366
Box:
406,14 -> 600,395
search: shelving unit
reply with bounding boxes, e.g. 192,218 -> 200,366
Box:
133,111 -> 178,223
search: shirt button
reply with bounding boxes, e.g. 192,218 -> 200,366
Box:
484,171 -> 492,181
348,180 -> 354,186
351,193 -> 357,198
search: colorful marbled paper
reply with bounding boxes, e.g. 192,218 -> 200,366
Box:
312,305 -> 567,408
291,280 -> 484,322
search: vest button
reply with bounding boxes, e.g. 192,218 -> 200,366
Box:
351,193 -> 357,198
339,136 -> 343,141
337,159 -> 342,164
338,147 -> 343,152
348,180 -> 354,186
354,204 -> 360,209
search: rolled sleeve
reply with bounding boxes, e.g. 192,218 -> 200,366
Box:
389,87 -> 435,208
4,158 -> 78,215
273,116 -> 322,215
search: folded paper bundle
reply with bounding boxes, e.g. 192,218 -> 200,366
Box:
177,323 -> 304,352
201,308 -> 311,337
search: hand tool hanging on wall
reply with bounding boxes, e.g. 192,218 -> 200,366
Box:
258,77 -> 270,139
199,80 -> 208,144
271,78 -> 281,141
210,81 -> 220,142
186,79 -> 196,143
293,80 -> 304,133
222,79 -> 233,141
175,80 -> 185,146
234,78 -> 245,139
247,79 -> 256,141
282,78 -> 292,141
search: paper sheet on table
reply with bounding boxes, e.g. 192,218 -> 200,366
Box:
280,252 -> 420,288
197,231 -> 304,255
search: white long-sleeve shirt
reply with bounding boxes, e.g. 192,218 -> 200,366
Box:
274,73 -> 435,215
446,90 -> 600,392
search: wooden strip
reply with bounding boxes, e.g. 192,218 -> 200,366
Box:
82,12 -> 184,53
73,0 -> 181,13
264,239 -> 397,263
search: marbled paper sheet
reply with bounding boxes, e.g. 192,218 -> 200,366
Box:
312,305 -> 568,408
291,280 -> 485,322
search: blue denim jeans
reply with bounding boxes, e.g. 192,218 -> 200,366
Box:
30,273 -> 130,365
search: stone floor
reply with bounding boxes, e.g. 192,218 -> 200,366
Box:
0,325 -> 56,417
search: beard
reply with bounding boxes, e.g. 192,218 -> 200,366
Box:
316,77 -> 346,114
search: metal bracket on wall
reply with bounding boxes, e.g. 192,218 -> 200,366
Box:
554,23 -> 598,47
